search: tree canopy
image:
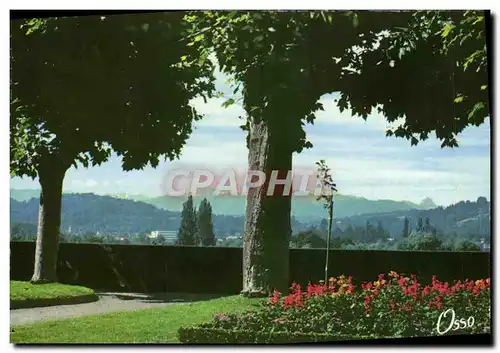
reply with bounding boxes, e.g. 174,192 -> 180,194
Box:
186,10 -> 489,149
11,13 -> 215,177
341,10 -> 489,148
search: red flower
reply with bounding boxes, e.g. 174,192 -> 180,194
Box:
269,290 -> 281,304
407,283 -> 418,298
390,300 -> 396,312
397,277 -> 409,287
421,285 -> 430,298
363,295 -> 372,309
362,282 -> 373,290
345,284 -> 355,294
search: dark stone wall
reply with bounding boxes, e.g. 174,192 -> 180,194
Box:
10,242 -> 491,294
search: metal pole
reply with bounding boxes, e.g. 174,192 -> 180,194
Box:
325,200 -> 333,284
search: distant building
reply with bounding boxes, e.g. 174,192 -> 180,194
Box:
477,238 -> 491,252
149,231 -> 178,244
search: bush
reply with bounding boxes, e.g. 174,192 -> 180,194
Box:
178,326 -> 364,344
180,273 -> 491,343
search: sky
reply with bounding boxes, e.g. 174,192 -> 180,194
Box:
10,70 -> 491,207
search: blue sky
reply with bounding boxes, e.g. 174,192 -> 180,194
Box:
11,70 -> 491,207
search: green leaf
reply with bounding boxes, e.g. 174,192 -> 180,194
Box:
352,13 -> 359,28
441,23 -> 456,38
221,98 -> 235,108
454,96 -> 464,103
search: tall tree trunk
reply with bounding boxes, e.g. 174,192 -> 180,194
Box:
241,117 -> 292,297
31,158 -> 67,284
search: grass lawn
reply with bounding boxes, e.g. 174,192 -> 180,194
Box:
10,295 -> 262,344
10,281 -> 95,301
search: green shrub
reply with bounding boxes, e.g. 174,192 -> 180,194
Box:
178,326 -> 373,344
179,273 -> 491,343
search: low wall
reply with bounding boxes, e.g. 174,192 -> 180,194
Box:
10,242 -> 491,294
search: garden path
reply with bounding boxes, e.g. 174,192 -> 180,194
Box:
10,292 -> 220,327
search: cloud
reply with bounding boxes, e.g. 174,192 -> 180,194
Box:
85,179 -> 98,187
69,179 -> 98,189
178,140 -> 248,167
313,94 -> 406,131
190,97 -> 246,128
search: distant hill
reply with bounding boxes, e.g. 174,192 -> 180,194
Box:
108,193 -> 436,221
11,188 -> 437,221
10,189 -> 40,202
10,191 -> 488,241
334,197 -> 490,239
10,193 -> 246,237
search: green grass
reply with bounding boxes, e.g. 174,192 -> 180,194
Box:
10,295 -> 262,344
10,281 -> 95,301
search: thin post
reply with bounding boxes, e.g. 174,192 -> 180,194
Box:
324,200 -> 334,284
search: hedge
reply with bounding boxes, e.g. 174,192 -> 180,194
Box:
177,326 -> 375,344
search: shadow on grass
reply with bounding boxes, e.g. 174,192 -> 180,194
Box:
96,292 -> 231,304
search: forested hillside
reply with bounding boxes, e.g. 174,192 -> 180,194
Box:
10,192 -> 489,242
11,188 -> 436,221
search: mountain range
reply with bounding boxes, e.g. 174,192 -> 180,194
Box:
10,188 -> 437,221
10,189 -> 489,240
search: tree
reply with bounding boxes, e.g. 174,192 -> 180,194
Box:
396,233 -> 444,251
293,230 -> 327,249
177,195 -> 198,246
376,221 -> 387,240
417,218 -> 424,232
11,14 -> 215,283
153,233 -> 166,246
198,198 -> 216,246
402,217 -> 410,238
454,239 -> 481,252
319,218 -> 328,234
316,160 -> 337,283
186,10 -> 490,295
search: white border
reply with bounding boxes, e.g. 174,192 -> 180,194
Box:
2,2 -> 498,353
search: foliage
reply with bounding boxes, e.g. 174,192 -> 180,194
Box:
177,195 -> 199,245
198,198 -> 216,246
341,10 -> 490,148
178,327 -> 363,343
191,273 -> 490,340
186,10 -> 489,151
396,233 -> 446,251
453,239 -> 482,252
11,13 -> 215,177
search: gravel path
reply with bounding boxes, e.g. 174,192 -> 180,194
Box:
10,292 -> 203,327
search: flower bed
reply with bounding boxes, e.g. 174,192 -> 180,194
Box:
178,327 -> 364,344
178,272 -> 490,343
